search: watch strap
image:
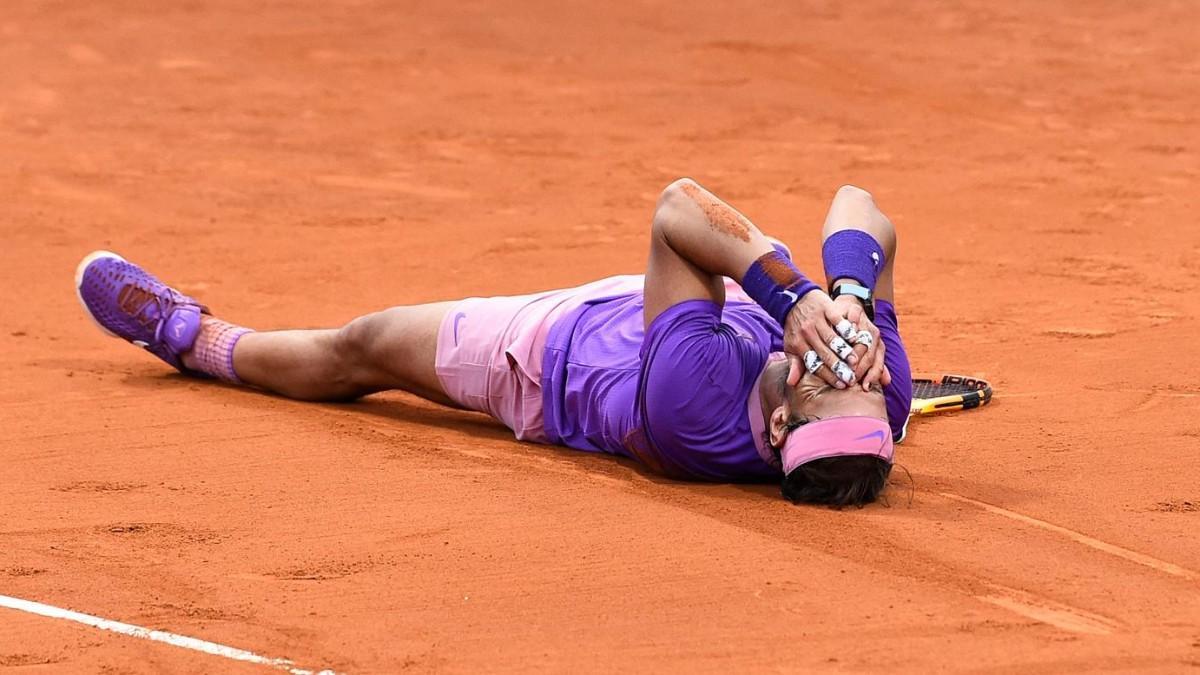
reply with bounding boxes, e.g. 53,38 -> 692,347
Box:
830,282 -> 875,320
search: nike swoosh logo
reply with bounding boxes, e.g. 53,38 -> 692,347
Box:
855,430 -> 887,446
781,289 -> 798,303
452,312 -> 466,346
171,320 -> 185,339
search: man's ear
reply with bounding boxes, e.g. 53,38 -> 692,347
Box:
768,405 -> 790,448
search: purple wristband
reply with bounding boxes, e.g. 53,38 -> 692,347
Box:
821,230 -> 886,291
742,250 -> 820,326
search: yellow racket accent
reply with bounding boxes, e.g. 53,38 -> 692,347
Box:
910,374 -> 993,416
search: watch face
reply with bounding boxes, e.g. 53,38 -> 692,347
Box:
833,284 -> 874,320
835,284 -> 871,301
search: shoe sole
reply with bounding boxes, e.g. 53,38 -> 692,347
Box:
74,249 -> 126,339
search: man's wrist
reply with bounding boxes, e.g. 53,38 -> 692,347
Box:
822,230 -> 885,291
795,288 -> 830,309
829,279 -> 874,320
831,279 -> 864,305
742,250 -> 820,327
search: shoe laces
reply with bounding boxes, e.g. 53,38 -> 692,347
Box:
117,283 -> 175,342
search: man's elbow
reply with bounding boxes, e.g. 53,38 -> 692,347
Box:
656,177 -> 700,213
832,184 -> 896,253
652,177 -> 700,239
834,183 -> 873,202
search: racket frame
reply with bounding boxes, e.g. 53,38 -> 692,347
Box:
909,374 -> 993,415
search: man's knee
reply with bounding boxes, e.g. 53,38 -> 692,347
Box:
334,313 -> 381,374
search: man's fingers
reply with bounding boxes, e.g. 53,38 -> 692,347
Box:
801,324 -> 845,387
862,339 -> 888,390
834,318 -> 857,342
808,323 -> 855,388
812,322 -> 854,386
829,334 -> 856,365
850,342 -> 870,380
830,360 -> 856,387
787,354 -> 802,387
846,319 -> 882,382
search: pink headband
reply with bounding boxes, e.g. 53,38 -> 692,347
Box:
781,416 -> 894,475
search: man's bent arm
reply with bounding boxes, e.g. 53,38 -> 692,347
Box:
821,185 -> 897,304
644,178 -> 870,389
644,178 -> 785,328
819,185 -> 897,386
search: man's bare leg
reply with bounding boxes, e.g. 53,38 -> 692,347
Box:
181,302 -> 458,406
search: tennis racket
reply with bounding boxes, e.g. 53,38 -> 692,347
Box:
910,374 -> 993,415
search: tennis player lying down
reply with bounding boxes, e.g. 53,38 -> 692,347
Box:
76,181 -> 911,507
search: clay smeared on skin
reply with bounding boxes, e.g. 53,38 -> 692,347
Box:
758,251 -> 802,287
679,182 -> 752,242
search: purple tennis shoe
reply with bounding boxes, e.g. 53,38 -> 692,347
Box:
75,251 -> 206,371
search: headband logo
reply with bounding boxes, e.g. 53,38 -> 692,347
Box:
855,430 -> 886,445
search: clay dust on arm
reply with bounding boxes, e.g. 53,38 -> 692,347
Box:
677,180 -> 754,242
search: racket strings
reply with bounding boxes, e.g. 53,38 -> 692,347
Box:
911,381 -> 976,399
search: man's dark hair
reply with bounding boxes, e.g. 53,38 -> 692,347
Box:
781,455 -> 891,508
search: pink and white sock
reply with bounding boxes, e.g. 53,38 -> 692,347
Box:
187,317 -> 253,383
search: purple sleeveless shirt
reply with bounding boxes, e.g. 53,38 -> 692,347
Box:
540,290 -> 911,481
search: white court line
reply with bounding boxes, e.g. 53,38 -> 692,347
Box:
0,594 -> 337,674
939,492 -> 1198,581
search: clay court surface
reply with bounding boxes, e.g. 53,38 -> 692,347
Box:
3,1 -> 1199,672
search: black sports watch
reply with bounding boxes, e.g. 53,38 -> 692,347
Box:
830,282 -> 875,321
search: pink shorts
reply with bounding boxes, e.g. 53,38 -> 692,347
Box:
434,275 -> 644,442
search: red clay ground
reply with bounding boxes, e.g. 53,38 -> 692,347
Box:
3,1 -> 1199,672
